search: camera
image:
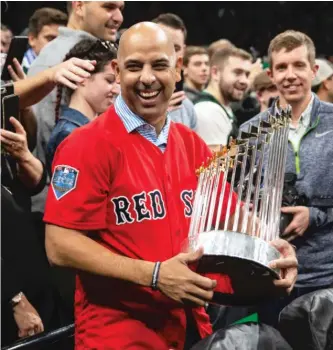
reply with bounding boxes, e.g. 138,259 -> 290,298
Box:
279,173 -> 308,236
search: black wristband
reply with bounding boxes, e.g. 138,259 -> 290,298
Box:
151,261 -> 161,291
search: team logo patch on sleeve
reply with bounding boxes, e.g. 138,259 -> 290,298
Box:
51,165 -> 79,200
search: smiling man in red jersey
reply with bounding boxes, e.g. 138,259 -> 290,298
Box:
44,22 -> 297,350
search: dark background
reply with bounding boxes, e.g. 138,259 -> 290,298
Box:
2,1 -> 333,56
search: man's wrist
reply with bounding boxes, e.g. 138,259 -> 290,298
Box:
11,292 -> 24,308
133,260 -> 155,287
17,150 -> 35,165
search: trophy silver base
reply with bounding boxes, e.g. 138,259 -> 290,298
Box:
192,230 -> 281,306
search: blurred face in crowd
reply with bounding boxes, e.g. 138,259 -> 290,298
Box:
257,84 -> 279,110
1,28 -> 13,53
29,24 -> 63,55
320,76 -> 333,103
79,63 -> 119,114
113,22 -> 182,125
184,54 -> 210,90
157,23 -> 185,60
325,76 -> 333,102
77,1 -> 124,41
214,56 -> 252,104
268,45 -> 317,105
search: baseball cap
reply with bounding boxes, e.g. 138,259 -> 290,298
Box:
312,59 -> 333,87
253,70 -> 275,92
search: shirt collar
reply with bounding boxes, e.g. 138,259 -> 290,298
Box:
60,106 -> 90,127
274,93 -> 314,127
27,48 -> 37,60
114,94 -> 171,135
299,93 -> 314,127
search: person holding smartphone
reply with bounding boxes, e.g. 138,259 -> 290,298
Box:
1,116 -> 49,345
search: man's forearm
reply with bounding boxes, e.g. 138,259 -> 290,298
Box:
45,225 -> 155,287
17,153 -> 44,188
14,67 -> 55,109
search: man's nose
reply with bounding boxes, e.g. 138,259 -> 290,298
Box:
285,66 -> 297,80
140,67 -> 156,86
239,74 -> 250,87
111,82 -> 121,95
112,8 -> 123,26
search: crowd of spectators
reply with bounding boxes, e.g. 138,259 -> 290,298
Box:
1,2 -> 332,349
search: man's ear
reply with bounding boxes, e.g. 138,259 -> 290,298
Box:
312,63 -> 319,80
256,91 -> 263,104
267,68 -> 273,79
111,59 -> 121,84
28,34 -> 36,50
175,56 -> 183,82
210,65 -> 220,82
73,1 -> 84,18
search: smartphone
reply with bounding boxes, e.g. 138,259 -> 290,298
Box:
1,90 -> 20,132
1,36 -> 28,81
175,70 -> 184,93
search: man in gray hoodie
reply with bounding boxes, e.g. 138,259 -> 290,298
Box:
28,1 -> 124,213
240,30 -> 333,325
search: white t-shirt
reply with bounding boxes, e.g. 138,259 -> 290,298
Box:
194,100 -> 233,146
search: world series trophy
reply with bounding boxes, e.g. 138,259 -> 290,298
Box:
187,108 -> 291,306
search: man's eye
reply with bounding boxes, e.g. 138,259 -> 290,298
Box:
127,66 -> 140,71
154,64 -> 168,70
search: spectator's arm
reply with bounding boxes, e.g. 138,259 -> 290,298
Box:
13,58 -> 96,109
17,153 -> 45,191
1,117 -> 44,189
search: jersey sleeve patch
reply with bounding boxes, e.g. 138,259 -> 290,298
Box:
51,165 -> 79,200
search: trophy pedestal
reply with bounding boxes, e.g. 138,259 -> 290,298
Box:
192,231 -> 281,306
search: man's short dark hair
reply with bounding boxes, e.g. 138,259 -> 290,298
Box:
152,13 -> 187,41
28,7 -> 68,37
183,46 -> 208,67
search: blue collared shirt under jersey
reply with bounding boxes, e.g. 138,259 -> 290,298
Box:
114,94 -> 171,152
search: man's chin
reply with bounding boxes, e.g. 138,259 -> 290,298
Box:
135,105 -> 166,120
283,93 -> 304,104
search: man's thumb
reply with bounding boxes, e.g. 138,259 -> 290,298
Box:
184,247 -> 205,264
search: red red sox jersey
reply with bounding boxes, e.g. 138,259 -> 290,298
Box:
44,106 -> 237,350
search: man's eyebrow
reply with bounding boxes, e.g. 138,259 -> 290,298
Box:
124,59 -> 141,65
153,59 -> 170,64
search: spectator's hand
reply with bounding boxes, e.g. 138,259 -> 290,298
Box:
50,57 -> 96,90
8,57 -> 26,81
13,293 -> 44,338
269,239 -> 298,294
168,91 -> 186,112
158,248 -> 216,306
249,58 -> 264,88
280,206 -> 310,241
0,117 -> 32,162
